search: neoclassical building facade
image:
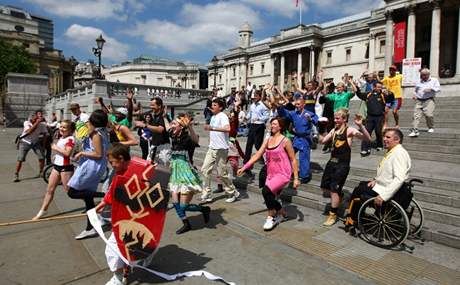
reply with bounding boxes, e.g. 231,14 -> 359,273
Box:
209,0 -> 460,97
103,56 -> 209,90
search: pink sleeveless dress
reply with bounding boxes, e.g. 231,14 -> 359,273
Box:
265,137 -> 292,194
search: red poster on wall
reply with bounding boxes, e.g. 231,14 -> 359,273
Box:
393,22 -> 406,63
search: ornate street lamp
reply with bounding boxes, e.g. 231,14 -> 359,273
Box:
92,34 -> 105,79
211,56 -> 218,89
68,56 -> 78,88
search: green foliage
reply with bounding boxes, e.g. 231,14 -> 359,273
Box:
0,40 -> 36,83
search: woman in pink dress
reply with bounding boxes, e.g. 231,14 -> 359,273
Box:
238,117 -> 299,231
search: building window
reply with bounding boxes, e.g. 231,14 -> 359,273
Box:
249,64 -> 254,76
326,51 -> 332,65
365,44 -> 369,59
346,48 -> 351,62
379,40 -> 385,54
219,74 -> 222,83
261,62 -> 265,74
233,67 -> 236,77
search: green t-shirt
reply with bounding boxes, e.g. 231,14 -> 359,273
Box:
326,91 -> 354,112
109,114 -> 132,128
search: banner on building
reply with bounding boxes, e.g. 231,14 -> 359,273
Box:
402,58 -> 422,86
393,22 -> 407,63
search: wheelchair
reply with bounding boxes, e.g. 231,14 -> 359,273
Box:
344,178 -> 424,249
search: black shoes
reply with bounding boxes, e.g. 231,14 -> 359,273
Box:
201,206 -> 211,223
300,176 -> 312,184
176,219 -> 191,235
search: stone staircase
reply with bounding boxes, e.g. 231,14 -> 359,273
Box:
187,96 -> 460,249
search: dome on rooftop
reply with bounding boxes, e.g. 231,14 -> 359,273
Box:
239,22 -> 253,33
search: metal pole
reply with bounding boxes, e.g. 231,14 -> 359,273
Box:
214,66 -> 217,88
98,52 -> 102,79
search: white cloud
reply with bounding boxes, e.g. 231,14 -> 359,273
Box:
129,1 -> 262,54
240,0 -> 307,18
25,0 -> 145,19
306,0 -> 383,15
64,24 -> 129,61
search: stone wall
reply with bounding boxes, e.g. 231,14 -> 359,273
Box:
1,73 -> 49,127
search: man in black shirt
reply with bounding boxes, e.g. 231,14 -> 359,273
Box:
357,82 -> 394,157
135,97 -> 170,165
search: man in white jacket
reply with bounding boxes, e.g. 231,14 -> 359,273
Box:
349,128 -> 411,209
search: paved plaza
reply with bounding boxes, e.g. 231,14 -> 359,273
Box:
1,128 -> 460,285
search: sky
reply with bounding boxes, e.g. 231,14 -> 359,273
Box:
3,0 -> 384,66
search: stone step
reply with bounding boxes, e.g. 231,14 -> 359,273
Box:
396,110 -> 460,121
191,152 -> 460,226
235,176 -> 460,249
350,142 -> 460,155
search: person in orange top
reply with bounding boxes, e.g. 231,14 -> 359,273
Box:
382,65 -> 403,128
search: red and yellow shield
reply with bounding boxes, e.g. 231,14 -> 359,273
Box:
109,157 -> 169,262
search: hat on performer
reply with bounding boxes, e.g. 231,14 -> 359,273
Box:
390,65 -> 397,70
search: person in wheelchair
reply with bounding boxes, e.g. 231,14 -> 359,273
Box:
345,128 -> 411,230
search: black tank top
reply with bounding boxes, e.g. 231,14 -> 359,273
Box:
331,127 -> 351,163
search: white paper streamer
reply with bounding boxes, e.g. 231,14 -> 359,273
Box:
88,209 -> 236,285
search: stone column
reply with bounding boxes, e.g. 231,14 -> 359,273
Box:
241,61 -> 247,88
270,55 -> 276,85
297,49 -> 303,86
406,4 -> 416,59
236,64 -> 241,90
456,5 -> 460,77
222,66 -> 227,94
369,33 -> 376,72
385,10 -> 394,76
310,46 -> 316,80
280,53 -> 285,91
429,0 -> 441,78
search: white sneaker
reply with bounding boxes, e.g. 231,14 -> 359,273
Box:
427,128 -> 434,133
408,130 -> 419,137
75,228 -> 98,240
376,147 -> 383,151
200,194 -> 213,202
263,216 -> 278,231
32,209 -> 47,220
105,274 -> 123,285
225,190 -> 240,203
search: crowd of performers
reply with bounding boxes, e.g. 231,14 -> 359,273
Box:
15,65 -> 416,285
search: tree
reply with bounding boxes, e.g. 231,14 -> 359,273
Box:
0,40 -> 36,84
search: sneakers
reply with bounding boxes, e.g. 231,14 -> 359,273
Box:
360,150 -> 371,157
376,147 -> 383,151
105,273 -> 123,285
75,228 -> 98,240
13,173 -> 20,182
427,128 -> 434,133
200,193 -> 213,202
323,212 -> 337,226
300,176 -> 312,184
263,216 -> 279,231
408,129 -> 419,137
225,190 -> 240,203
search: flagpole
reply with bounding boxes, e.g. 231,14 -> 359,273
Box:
299,0 -> 302,25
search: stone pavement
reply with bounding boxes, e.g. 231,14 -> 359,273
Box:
1,128 -> 460,285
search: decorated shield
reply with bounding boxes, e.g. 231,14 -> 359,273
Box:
110,157 -> 170,262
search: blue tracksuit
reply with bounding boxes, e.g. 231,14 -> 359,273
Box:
277,106 -> 318,179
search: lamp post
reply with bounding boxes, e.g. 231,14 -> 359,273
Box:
92,34 -> 105,79
211,56 -> 218,89
68,56 -> 78,88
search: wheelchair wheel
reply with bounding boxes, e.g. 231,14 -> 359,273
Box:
358,198 -> 410,249
407,198 -> 424,236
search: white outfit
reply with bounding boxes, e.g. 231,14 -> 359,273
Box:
209,112 -> 229,150
20,121 -> 48,145
105,233 -> 124,272
372,144 -> 411,201
53,136 -> 75,166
